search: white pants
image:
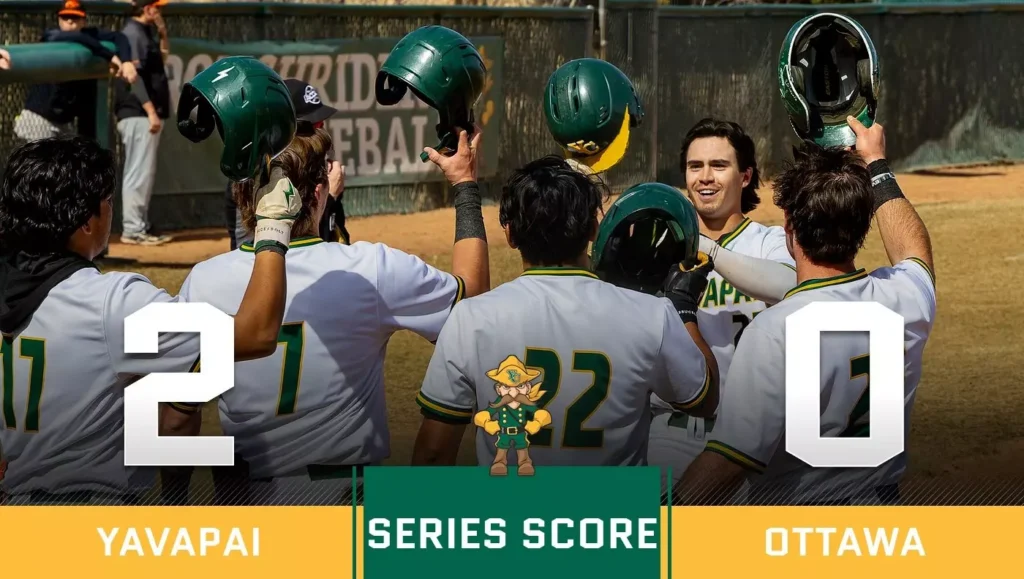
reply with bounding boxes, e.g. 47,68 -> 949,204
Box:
14,109 -> 72,142
117,116 -> 163,236
647,408 -> 715,489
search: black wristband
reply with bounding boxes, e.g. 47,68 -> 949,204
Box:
678,310 -> 698,325
254,243 -> 286,257
867,159 -> 905,212
453,181 -> 486,242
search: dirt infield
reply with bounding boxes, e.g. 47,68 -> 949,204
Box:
106,164 -> 1024,265
105,164 -> 1024,496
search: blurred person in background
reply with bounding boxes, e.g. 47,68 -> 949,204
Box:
225,79 -> 349,250
14,0 -> 137,143
113,0 -> 171,246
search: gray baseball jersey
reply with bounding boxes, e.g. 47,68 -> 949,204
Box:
706,259 -> 936,503
1,268 -> 200,498
417,267 -> 712,467
648,218 -> 795,481
180,237 -> 464,478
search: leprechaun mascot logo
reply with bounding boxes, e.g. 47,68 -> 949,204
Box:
474,355 -> 552,476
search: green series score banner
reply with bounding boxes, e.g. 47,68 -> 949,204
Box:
155,37 -> 504,194
361,467 -> 663,577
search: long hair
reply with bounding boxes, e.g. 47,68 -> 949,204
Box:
233,126 -> 332,238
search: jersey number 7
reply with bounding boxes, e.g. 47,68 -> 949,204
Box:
521,347 -> 611,449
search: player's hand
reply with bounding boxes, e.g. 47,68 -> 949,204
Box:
484,420 -> 501,436
109,56 -> 123,78
327,159 -> 344,200
0,48 -> 10,70
424,125 -> 481,186
697,234 -> 720,262
659,252 -> 714,325
252,170 -> 303,254
120,61 -> 138,85
148,112 -> 162,134
847,115 -> 886,165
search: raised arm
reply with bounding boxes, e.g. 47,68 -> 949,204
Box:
698,236 -> 796,305
657,253 -> 721,419
230,171 -> 302,360
848,116 -> 935,277
423,127 -> 490,298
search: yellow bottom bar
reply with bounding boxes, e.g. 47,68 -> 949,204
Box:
0,505 -> 1017,577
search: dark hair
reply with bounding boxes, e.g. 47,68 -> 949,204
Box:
0,135 -> 116,253
772,144 -> 873,265
680,117 -> 761,213
499,156 -> 607,266
234,126 -> 331,236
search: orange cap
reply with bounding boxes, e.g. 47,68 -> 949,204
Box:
58,0 -> 86,18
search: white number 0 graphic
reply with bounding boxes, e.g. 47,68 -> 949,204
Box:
785,301 -> 905,469
123,303 -> 235,466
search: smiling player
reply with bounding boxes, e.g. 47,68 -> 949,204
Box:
647,118 -> 798,484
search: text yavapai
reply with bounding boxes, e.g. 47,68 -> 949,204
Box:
97,527 -> 260,557
367,517 -> 659,550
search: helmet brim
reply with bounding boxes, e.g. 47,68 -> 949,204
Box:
564,110 -> 633,174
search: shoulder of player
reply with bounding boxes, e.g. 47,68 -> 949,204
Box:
734,219 -> 785,246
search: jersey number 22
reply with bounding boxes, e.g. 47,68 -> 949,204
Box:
522,347 -> 610,449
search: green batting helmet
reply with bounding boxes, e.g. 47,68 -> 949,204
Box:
778,13 -> 880,147
544,58 -> 644,174
590,183 -> 700,295
375,25 -> 487,162
177,56 -> 296,183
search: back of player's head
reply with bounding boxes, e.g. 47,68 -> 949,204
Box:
0,135 -> 116,253
499,155 -> 608,266
772,144 -> 873,265
234,126 -> 331,237
680,117 -> 761,213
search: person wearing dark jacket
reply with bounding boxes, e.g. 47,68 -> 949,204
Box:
15,0 -> 136,143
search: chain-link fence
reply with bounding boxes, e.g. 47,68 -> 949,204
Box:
2,1 -> 1024,228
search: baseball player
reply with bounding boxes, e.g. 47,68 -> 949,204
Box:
411,156 -> 719,470
0,98 -> 300,503
162,124 -> 489,505
677,118 -> 936,505
226,78 -> 349,250
647,118 -> 797,483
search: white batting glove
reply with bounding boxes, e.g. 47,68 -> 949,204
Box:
252,171 -> 302,255
698,234 -> 719,262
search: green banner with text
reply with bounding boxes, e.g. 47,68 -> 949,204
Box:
362,467 -> 663,578
155,37 -> 504,195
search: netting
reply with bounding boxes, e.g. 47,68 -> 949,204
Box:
3,2 -> 1024,225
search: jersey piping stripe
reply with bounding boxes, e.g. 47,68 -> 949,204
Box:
239,236 -> 324,252
705,440 -> 766,473
520,267 -> 599,279
906,257 -> 936,285
416,392 -> 473,420
669,365 -> 712,411
450,275 -> 466,310
716,217 -> 752,248
783,269 -> 868,300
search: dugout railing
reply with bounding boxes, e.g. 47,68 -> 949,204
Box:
0,1 -> 1022,231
